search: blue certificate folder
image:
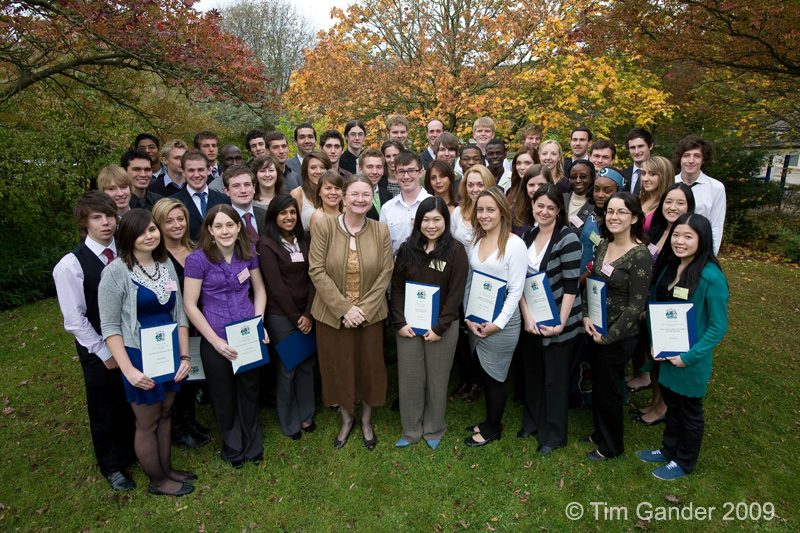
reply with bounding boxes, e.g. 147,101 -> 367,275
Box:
275,326 -> 318,371
465,270 -> 507,324
586,277 -> 608,335
224,316 -> 270,374
404,282 -> 441,335
524,272 -> 561,327
139,322 -> 179,384
649,302 -> 698,360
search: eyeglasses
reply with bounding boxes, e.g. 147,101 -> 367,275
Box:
606,209 -> 631,217
396,169 -> 421,177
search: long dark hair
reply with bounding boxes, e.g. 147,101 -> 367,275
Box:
531,184 -> 568,229
196,204 -> 255,263
264,193 -> 308,254
117,208 -> 168,269
648,182 -> 696,244
252,155 -> 286,198
656,213 -> 721,296
424,159 -> 457,206
605,192 -> 647,245
396,197 -> 456,271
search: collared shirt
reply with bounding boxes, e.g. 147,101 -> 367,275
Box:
52,237 -> 116,361
233,204 -> 258,233
379,187 -> 432,256
496,168 -> 513,192
151,166 -> 166,183
675,172 -> 726,254
190,185 -> 210,215
630,164 -> 642,192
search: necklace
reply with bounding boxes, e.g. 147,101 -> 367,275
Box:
135,259 -> 161,281
341,214 -> 366,237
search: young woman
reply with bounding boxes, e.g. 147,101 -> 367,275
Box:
424,159 -> 458,213
639,156 -> 673,232
309,175 -> 393,451
257,194 -> 317,440
522,164 -> 554,201
518,185 -> 583,454
450,164 -> 496,254
381,139 -> 404,198
434,132 -> 460,169
578,168 -> 625,280
580,192 -> 652,461
308,170 -> 344,234
97,165 -> 132,218
291,149 -> 332,230
464,188 -> 528,446
183,205 -> 269,468
152,198 -> 210,449
98,209 -> 194,496
391,197 -> 468,449
565,160 -> 595,235
539,140 -> 566,192
252,155 -> 286,211
507,146 -> 539,210
637,214 -> 728,480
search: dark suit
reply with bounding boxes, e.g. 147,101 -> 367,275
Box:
620,167 -> 641,195
283,167 -> 302,192
129,190 -> 164,212
285,155 -> 302,177
253,205 -> 268,236
420,147 -> 435,170
174,186 -> 231,241
366,187 -> 393,221
147,175 -> 184,197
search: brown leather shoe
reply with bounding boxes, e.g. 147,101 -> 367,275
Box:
463,383 -> 483,403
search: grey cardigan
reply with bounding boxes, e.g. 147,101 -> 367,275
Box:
99,258 -> 188,350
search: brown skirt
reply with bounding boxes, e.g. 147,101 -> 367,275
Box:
316,321 -> 386,413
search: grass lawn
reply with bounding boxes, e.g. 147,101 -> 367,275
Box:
0,257 -> 797,531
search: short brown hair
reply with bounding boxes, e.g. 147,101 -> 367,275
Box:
673,134 -> 713,171
181,149 -> 210,169
73,191 -> 118,231
385,114 -> 409,132
520,123 -> 543,139
222,163 -> 256,188
358,147 -> 384,169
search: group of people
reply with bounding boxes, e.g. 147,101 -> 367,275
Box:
54,115 -> 729,498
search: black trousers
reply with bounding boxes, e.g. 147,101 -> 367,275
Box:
477,363 -> 506,438
589,336 -> 637,458
76,342 -> 135,476
521,334 -> 575,448
200,337 -> 263,463
661,384 -> 704,473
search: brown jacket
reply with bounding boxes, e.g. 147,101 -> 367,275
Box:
309,216 -> 393,329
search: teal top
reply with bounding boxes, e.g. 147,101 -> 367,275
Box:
649,262 -> 729,397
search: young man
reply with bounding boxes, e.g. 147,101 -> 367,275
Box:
320,130 -> 352,179
589,139 -> 617,172
385,114 -> 409,146
53,191 -> 136,491
564,127 -> 593,178
621,127 -> 654,194
359,148 -> 392,221
173,150 -> 231,240
135,133 -> 165,181
380,150 -> 432,256
520,123 -> 544,151
265,131 -> 301,191
209,145 -> 245,194
420,118 -> 444,169
458,144 -> 484,177
245,129 -> 268,161
340,120 -> 366,174
486,139 -> 511,191
148,139 -> 188,197
674,135 -> 726,254
433,132 -> 460,169
194,130 -> 221,183
121,149 -> 163,211
222,164 -> 267,243
285,123 -> 317,177
472,117 -> 496,154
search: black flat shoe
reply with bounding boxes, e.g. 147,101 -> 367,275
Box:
578,435 -> 596,445
537,445 -> 555,455
302,421 -> 317,433
585,449 -> 608,462
333,420 -> 355,450
362,421 -> 377,450
634,414 -> 666,426
627,383 -> 652,393
290,431 -> 302,441
105,470 -> 135,491
229,460 -> 245,469
174,470 -> 198,482
187,420 -> 212,436
148,481 -> 194,496
465,432 -> 501,447
465,424 -> 480,433
250,453 -> 263,465
516,429 -> 535,440
629,409 -> 645,417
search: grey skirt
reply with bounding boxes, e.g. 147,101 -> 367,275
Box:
469,309 -> 522,382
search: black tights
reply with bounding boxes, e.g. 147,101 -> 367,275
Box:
130,391 -> 187,491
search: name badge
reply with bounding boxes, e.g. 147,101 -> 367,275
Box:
164,280 -> 178,292
589,232 -> 601,246
290,252 -> 304,263
237,268 -> 251,284
429,259 -> 447,272
569,214 -> 584,228
673,286 -> 689,300
601,262 -> 614,276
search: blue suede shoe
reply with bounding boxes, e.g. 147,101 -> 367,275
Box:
653,461 -> 689,480
395,437 -> 412,448
636,449 -> 668,463
426,439 -> 440,450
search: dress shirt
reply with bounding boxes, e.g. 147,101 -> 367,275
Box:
675,172 -> 726,254
379,187 -> 432,256
496,168 -> 513,192
52,237 -> 116,361
233,205 -> 258,233
190,186 -> 210,216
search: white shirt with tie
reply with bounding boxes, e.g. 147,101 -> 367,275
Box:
190,186 -> 210,216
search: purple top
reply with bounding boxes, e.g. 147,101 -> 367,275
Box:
184,247 -> 259,340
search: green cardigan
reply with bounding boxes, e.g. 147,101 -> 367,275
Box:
650,262 -> 729,398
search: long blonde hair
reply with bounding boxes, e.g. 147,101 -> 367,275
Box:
539,139 -> 565,182
152,198 -> 196,250
471,187 -> 512,260
640,156 -> 674,213
458,164 -> 496,221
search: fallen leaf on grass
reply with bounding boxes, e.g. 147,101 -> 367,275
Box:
19,380 -> 29,386
634,518 -> 649,530
664,494 -> 681,505
459,519 -> 470,529
349,483 -> 356,490
2,408 -> 14,415
174,505 -> 187,513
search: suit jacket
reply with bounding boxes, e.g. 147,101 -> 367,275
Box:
420,147 -> 435,170
283,167 -> 302,192
366,187 -> 393,221
174,187 -> 231,241
563,192 -> 594,236
129,190 -> 164,212
285,155 -> 302,177
253,205 -> 268,236
620,167 -> 641,194
563,157 -> 573,182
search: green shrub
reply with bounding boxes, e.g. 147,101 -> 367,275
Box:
778,227 -> 800,263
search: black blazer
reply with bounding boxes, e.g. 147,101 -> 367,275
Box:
129,190 -> 164,212
620,167 -> 641,194
253,205 -> 268,236
174,187 -> 231,241
366,187 -> 393,221
563,192 -> 594,237
420,147 -> 435,170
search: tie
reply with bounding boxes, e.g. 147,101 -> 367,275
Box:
101,248 -> 115,265
373,191 -> 381,214
633,169 -> 641,194
243,213 -> 259,242
195,191 -> 207,216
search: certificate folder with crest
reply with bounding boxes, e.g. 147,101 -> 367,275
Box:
275,326 -> 317,371
523,272 -> 560,327
186,336 -> 206,381
649,302 -> 698,360
404,282 -> 441,335
465,270 -> 507,324
224,316 -> 270,374
139,322 -> 179,384
585,277 -> 608,335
